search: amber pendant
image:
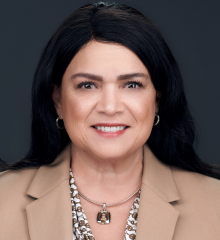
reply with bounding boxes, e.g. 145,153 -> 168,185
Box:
97,203 -> 111,224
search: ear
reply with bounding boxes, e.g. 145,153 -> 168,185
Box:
155,91 -> 161,113
52,85 -> 63,119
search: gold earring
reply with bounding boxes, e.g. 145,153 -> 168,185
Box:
56,116 -> 65,129
154,114 -> 160,126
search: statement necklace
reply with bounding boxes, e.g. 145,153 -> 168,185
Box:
78,188 -> 141,225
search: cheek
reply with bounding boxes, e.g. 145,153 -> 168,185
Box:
61,89 -> 91,120
128,92 -> 156,125
129,93 -> 156,145
60,93 -> 90,147
60,90 -> 97,140
60,92 -> 85,137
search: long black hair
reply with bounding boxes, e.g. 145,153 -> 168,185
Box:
1,1 -> 220,179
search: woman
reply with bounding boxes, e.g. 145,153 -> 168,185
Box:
0,1 -> 220,240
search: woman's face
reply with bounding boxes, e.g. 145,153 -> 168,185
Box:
53,41 -> 158,160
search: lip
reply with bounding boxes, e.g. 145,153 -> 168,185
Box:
92,123 -> 128,127
91,123 -> 129,138
92,127 -> 129,138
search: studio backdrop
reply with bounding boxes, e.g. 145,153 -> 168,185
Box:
0,0 -> 219,165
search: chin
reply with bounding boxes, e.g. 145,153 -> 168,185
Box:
89,143 -> 136,160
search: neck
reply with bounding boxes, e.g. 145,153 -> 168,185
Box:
70,144 -> 143,203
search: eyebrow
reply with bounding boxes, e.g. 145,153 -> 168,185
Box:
71,72 -> 149,81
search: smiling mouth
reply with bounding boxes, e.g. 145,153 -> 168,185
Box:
92,126 -> 129,132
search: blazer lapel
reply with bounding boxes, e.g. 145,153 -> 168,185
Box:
25,143 -> 180,240
136,145 -> 180,240
25,145 -> 73,240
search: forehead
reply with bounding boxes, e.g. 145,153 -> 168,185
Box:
63,40 -> 149,77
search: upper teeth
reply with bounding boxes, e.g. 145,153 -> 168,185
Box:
95,126 -> 126,132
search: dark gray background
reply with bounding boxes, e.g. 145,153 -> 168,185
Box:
0,0 -> 219,165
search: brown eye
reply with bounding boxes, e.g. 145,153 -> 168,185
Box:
125,81 -> 143,88
77,81 -> 96,89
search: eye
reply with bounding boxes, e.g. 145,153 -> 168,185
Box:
125,81 -> 143,89
77,81 -> 96,89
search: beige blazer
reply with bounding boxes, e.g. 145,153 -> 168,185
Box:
0,144 -> 220,240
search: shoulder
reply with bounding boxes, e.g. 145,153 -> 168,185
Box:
0,167 -> 39,186
168,167 -> 220,238
171,166 -> 220,192
171,166 -> 220,209
0,168 -> 39,238
0,168 -> 39,202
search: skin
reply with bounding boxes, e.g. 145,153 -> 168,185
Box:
53,40 -> 159,240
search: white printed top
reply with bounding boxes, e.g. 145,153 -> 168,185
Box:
69,168 -> 140,240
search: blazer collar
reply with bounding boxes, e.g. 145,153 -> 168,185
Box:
27,144 -> 71,198
136,145 -> 180,240
26,145 -> 73,240
26,144 -> 180,240
142,144 -> 180,202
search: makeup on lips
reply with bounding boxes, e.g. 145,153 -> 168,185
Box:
92,123 -> 129,137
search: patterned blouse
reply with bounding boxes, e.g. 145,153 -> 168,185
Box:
69,168 -> 140,240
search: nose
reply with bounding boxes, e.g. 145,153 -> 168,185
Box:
95,85 -> 124,115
